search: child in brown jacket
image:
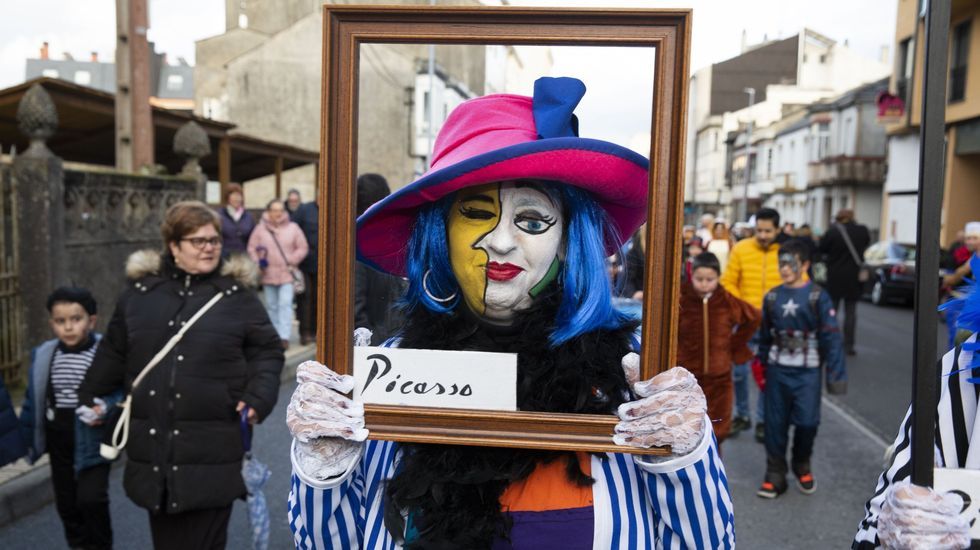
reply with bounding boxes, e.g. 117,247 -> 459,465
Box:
677,252 -> 761,445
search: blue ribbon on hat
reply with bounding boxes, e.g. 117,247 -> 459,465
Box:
532,77 -> 585,139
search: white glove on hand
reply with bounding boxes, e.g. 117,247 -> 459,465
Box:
75,398 -> 106,426
878,480 -> 970,550
614,356 -> 707,456
287,358 -> 369,482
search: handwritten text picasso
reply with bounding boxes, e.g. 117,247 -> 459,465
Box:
362,353 -> 473,397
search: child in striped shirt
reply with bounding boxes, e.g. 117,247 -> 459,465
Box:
20,287 -> 120,550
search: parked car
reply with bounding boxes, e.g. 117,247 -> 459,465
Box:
862,241 -> 917,306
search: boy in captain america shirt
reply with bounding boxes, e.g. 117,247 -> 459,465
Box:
756,239 -> 846,499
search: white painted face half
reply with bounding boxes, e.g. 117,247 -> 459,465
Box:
476,182 -> 563,322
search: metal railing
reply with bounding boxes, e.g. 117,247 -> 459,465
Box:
807,156 -> 886,187
0,155 -> 24,384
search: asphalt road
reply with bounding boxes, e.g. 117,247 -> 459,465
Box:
0,301 -> 949,549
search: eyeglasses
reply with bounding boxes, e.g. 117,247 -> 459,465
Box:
181,237 -> 223,250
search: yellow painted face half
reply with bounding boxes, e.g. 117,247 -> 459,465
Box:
447,183 -> 500,316
447,181 -> 564,322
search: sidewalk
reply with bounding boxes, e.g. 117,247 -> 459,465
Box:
0,340 -> 314,528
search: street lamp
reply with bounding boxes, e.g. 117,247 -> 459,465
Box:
741,87 -> 756,222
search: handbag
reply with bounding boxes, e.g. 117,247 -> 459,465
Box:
100,291 -> 225,460
266,226 -> 306,295
835,222 -> 871,283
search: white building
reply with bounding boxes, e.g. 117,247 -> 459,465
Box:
730,78 -> 888,236
686,29 -> 891,223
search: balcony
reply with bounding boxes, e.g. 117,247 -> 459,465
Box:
807,156 -> 886,188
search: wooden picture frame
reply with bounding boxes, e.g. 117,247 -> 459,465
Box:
318,5 -> 691,455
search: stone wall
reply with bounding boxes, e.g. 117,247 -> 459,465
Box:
62,169 -> 197,331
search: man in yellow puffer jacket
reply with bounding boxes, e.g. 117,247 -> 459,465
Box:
721,208 -> 782,441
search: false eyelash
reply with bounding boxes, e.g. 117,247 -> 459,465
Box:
458,206 -> 495,220
515,212 -> 557,226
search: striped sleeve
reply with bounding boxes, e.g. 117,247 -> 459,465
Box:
852,337 -> 977,549
633,421 -> 735,549
288,440 -> 401,549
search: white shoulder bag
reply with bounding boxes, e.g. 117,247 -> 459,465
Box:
100,292 -> 225,460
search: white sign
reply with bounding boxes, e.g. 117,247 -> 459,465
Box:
934,467 -> 980,539
352,346 -> 517,411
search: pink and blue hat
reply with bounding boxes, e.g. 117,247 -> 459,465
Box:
356,76 -> 650,276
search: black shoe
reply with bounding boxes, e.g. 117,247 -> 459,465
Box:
730,416 -> 751,435
846,348 -> 856,356
796,472 -> 816,494
754,422 -> 766,443
756,480 -> 786,499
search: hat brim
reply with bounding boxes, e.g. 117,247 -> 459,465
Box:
356,137 -> 649,276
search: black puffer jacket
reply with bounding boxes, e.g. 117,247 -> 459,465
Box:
78,250 -> 284,514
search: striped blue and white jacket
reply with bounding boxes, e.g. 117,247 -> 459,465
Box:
287,421 -> 734,549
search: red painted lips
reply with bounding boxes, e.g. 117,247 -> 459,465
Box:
486,261 -> 524,282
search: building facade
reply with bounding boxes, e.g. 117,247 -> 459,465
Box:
882,0 -> 980,245
195,0 -> 549,208
25,42 -> 194,111
686,29 -> 891,223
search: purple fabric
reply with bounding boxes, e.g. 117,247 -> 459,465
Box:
219,207 -> 256,255
491,506 -> 595,550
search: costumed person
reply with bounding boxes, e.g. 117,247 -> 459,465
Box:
286,77 -> 734,549
676,252 -> 760,449
942,221 -> 980,350
852,254 -> 980,550
755,240 -> 846,499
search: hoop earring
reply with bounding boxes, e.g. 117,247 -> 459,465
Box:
423,270 -> 457,303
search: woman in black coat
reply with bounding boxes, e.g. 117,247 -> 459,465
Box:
79,201 -> 283,550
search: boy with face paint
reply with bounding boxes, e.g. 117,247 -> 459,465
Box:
755,240 -> 846,499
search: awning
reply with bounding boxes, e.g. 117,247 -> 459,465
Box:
0,77 -> 318,185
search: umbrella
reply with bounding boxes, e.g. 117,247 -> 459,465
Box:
241,406 -> 271,550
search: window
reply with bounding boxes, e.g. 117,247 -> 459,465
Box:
897,38 -> 913,101
950,20 -> 971,103
73,70 -> 91,85
166,74 -> 184,91
41,68 -> 58,78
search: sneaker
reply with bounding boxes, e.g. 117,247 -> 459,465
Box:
796,472 -> 817,494
756,480 -> 786,499
754,422 -> 766,443
730,416 -> 751,435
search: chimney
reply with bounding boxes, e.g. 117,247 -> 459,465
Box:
741,29 -> 748,53
879,44 -> 890,64
63,52 -> 74,61
40,42 -> 49,60
91,51 -> 98,62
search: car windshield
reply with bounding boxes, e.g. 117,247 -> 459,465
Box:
888,243 -> 915,261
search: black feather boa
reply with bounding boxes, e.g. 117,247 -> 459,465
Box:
383,291 -> 637,549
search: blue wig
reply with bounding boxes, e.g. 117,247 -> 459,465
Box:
402,182 -> 630,347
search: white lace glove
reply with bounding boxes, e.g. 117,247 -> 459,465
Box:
614,354 -> 707,456
877,480 -> 971,550
287,330 -> 372,482
75,398 -> 106,426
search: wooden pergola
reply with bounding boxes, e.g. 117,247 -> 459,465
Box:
0,77 -> 318,200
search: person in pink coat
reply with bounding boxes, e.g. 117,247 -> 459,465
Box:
247,199 -> 309,349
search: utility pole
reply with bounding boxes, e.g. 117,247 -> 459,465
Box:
740,87 -> 756,222
115,0 -> 154,172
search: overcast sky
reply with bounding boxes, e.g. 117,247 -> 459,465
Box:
0,0 -> 897,89
0,0 -> 896,153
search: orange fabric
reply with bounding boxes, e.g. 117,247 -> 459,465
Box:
499,453 -> 593,512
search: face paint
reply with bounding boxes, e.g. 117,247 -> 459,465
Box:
778,252 -> 801,274
447,181 -> 564,323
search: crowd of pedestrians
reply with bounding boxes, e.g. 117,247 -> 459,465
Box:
0,176 -> 974,549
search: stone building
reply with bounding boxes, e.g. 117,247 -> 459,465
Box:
195,0 -> 544,207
